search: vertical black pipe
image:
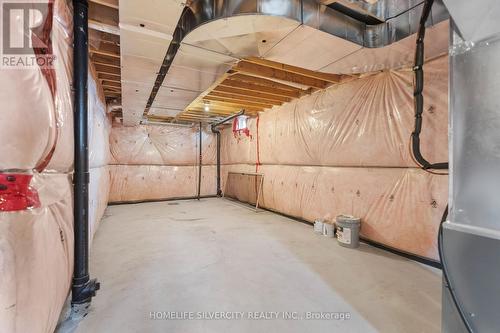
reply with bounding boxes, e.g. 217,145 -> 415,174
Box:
197,122 -> 202,200
72,0 -> 99,305
215,132 -> 221,196
210,110 -> 245,196
210,128 -> 222,196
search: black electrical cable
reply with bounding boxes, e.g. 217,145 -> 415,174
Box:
438,206 -> 474,332
411,0 -> 448,170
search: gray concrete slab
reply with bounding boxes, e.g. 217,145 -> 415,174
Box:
74,198 -> 441,333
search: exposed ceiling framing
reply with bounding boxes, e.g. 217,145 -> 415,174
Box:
96,0 -> 447,126
88,0 -> 121,111
168,57 -> 348,124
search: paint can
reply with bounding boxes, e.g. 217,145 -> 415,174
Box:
336,215 -> 361,248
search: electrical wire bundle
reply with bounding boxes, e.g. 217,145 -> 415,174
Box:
411,0 -> 448,173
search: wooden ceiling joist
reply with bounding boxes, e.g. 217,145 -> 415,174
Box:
89,19 -> 120,35
219,78 -> 301,98
177,115 -> 218,122
96,71 -> 121,82
182,111 -> 214,117
174,57 -> 347,125
199,101 -> 261,112
90,48 -> 120,59
102,83 -> 121,90
190,103 -> 262,113
206,100 -> 262,112
97,71 -> 121,78
102,79 -> 121,85
229,73 -> 305,92
208,91 -> 282,107
102,88 -> 121,95
207,91 -> 283,106
89,1 -> 118,27
233,61 -> 330,89
204,94 -> 275,109
244,57 -> 342,83
88,0 -> 120,101
184,112 -> 231,119
186,109 -> 258,118
212,86 -> 291,103
92,56 -> 120,67
103,90 -> 121,95
89,0 -> 119,10
94,63 -> 120,75
187,108 -> 241,115
189,106 -> 258,113
177,114 -> 214,119
99,75 -> 121,83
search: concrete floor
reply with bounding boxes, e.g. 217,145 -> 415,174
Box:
74,198 -> 441,333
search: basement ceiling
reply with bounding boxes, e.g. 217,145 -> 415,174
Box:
172,57 -> 349,123
119,0 -> 185,124
115,0 -> 449,126
141,13 -> 361,126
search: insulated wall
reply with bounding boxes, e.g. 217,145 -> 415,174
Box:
221,56 -> 448,260
108,124 -> 216,202
88,65 -> 111,240
0,1 -> 110,332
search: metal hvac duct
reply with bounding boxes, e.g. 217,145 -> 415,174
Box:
440,0 -> 500,331
181,0 -> 448,49
140,0 -> 449,124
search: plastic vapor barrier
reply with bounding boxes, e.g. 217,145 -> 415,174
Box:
109,124 -> 216,202
221,56 -> 449,260
88,65 -> 111,241
0,174 -> 73,333
109,165 -> 216,202
110,125 -> 216,165
0,1 -> 110,332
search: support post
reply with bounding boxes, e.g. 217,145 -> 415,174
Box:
72,0 -> 99,306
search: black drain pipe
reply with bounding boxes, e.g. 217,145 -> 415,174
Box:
213,130 -> 222,196
211,110 -> 245,196
197,122 -> 202,200
72,0 -> 99,306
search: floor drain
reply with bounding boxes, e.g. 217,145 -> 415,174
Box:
167,202 -> 179,205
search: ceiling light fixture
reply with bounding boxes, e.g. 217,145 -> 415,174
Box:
204,101 -> 210,112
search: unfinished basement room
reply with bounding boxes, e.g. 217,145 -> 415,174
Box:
1,0 -> 499,332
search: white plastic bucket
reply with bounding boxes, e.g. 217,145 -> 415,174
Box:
323,223 -> 334,238
314,219 -> 324,234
